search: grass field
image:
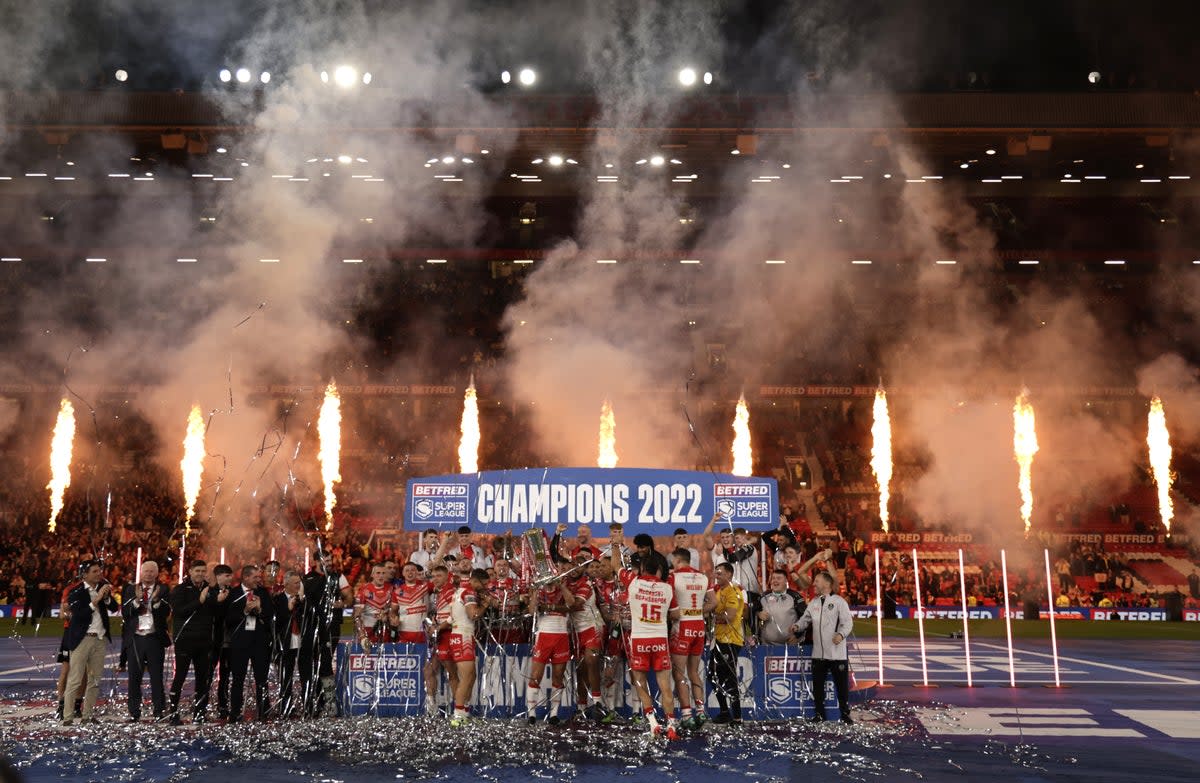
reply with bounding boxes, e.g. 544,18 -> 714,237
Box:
5,617 -> 1199,641
879,618 -> 1200,641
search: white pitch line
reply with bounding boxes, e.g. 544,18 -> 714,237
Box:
857,678 -> 1186,685
973,641 -> 1200,685
0,652 -> 119,678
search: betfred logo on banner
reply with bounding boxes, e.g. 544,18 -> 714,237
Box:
1091,609 -> 1167,621
713,482 -> 774,527
764,656 -> 809,674
409,483 -> 469,526
349,654 -> 421,672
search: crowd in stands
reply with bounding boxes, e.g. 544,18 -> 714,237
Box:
2,393 -> 1199,618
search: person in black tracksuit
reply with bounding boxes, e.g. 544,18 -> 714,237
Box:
225,565 -> 274,722
299,552 -> 351,717
168,560 -> 222,724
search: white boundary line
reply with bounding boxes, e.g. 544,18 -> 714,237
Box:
972,641 -> 1200,685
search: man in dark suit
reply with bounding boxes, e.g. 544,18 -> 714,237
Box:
121,560 -> 171,722
168,560 -> 221,724
61,559 -> 119,724
272,569 -> 305,717
225,564 -> 273,722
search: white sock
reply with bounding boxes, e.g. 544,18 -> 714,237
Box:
549,687 -> 564,718
525,685 -> 540,717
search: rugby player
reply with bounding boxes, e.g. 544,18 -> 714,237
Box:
353,563 -> 397,648
566,551 -> 607,720
669,547 -> 714,729
525,576 -> 577,724
394,562 -> 430,644
615,546 -> 680,739
447,568 -> 493,726
424,564 -> 459,716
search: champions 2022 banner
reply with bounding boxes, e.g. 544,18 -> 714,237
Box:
404,468 -> 779,535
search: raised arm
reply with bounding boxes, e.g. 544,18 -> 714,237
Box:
550,523 -> 570,565
701,511 -> 722,552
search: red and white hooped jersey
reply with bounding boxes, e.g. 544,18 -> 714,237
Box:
534,584 -> 570,635
355,583 -> 396,628
491,575 -> 521,609
449,586 -> 478,637
568,576 -> 603,632
621,570 -> 675,640
669,566 -> 710,621
433,583 -> 456,627
394,580 -> 430,634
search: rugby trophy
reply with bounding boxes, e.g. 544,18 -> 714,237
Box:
522,528 -> 559,586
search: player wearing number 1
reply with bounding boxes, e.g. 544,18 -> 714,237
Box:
669,547 -> 714,729
614,545 -> 680,739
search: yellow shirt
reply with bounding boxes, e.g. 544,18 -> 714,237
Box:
713,584 -> 745,646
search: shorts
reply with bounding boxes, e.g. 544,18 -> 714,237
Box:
397,631 -> 426,644
364,626 -> 391,644
574,625 -> 603,654
435,632 -> 453,663
448,633 -> 476,664
669,621 -> 706,656
628,637 -> 671,672
605,630 -> 629,659
532,632 -> 571,665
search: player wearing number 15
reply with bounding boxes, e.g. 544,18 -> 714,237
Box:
617,547 -> 680,739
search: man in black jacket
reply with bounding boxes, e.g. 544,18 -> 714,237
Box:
168,560 -> 221,724
299,550 -> 351,717
225,564 -> 273,722
209,564 -> 235,719
61,560 -> 119,724
121,560 -> 171,721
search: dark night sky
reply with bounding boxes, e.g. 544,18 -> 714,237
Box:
5,0 -> 1200,92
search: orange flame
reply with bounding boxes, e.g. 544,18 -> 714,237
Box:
870,387 -> 893,532
1148,396 -> 1174,534
318,381 -> 342,530
181,404 -> 206,536
732,394 -> 752,476
598,399 -> 618,468
458,375 -> 480,474
46,398 -> 75,533
1013,389 -> 1038,536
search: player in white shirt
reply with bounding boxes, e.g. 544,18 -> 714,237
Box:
525,576 -> 579,724
448,568 -> 493,727
566,552 -> 607,720
614,546 -> 680,739
669,547 -> 715,729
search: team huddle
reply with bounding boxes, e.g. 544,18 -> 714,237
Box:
56,517 -> 853,732
349,518 -> 852,738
